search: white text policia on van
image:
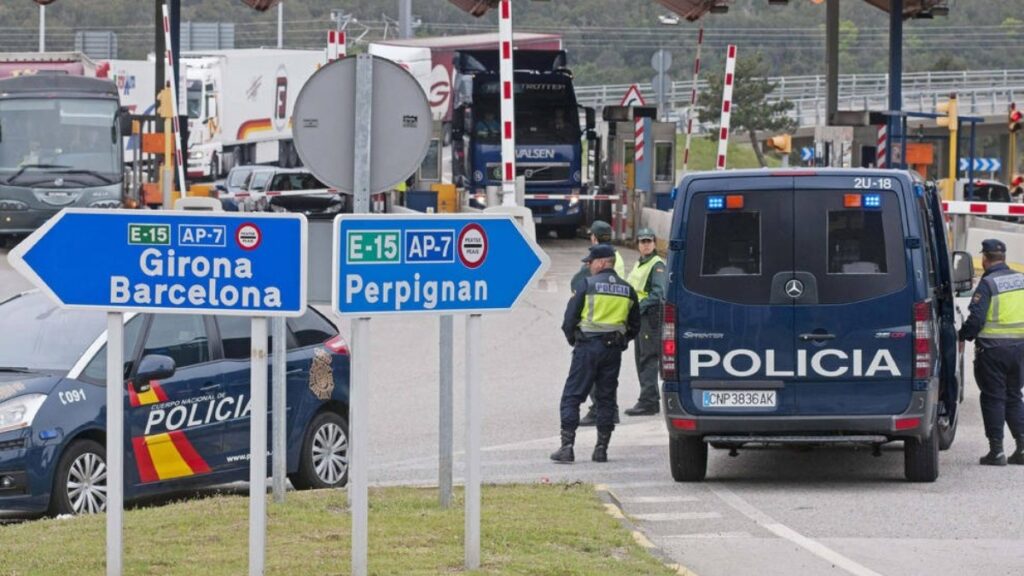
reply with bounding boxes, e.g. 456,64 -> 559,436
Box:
689,348 -> 901,378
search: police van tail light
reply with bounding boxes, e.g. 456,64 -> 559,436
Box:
661,303 -> 677,380
913,301 -> 933,379
325,335 -> 350,355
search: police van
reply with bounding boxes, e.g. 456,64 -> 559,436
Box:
661,169 -> 974,482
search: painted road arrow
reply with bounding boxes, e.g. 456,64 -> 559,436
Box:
332,213 -> 550,316
7,209 -> 307,316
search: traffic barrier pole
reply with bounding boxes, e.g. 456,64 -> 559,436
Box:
716,45 -> 737,171
682,25 -> 704,173
161,4 -> 187,198
498,0 -> 517,205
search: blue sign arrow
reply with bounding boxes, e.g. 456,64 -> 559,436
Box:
333,214 -> 550,316
960,157 -> 1002,173
800,147 -> 814,162
7,209 -> 307,316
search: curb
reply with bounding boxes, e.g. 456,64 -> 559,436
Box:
594,484 -> 699,576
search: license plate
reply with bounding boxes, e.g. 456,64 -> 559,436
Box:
702,390 -> 777,408
533,216 -> 542,224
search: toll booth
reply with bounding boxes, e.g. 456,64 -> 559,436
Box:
592,106 -> 676,240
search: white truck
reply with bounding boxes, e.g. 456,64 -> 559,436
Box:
181,49 -> 324,180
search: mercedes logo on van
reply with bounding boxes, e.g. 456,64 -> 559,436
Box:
785,279 -> 804,298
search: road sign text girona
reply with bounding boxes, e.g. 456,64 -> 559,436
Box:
110,248 -> 282,308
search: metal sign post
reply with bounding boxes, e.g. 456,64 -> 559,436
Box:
464,313 -> 482,569
7,210 -> 307,576
272,317 -> 288,503
105,313 -> 124,576
439,315 -> 454,508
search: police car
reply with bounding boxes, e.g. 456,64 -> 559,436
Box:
661,169 -> 973,482
0,290 -> 350,516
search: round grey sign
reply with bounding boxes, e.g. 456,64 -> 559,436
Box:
292,56 -> 431,194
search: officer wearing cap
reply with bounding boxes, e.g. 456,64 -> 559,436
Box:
572,220 -> 626,426
958,238 -> 1024,466
624,228 -> 667,416
570,220 -> 625,295
551,243 -> 640,463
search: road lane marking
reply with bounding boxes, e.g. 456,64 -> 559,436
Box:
620,495 -> 700,504
710,486 -> 885,576
658,531 -> 753,539
633,512 -> 722,521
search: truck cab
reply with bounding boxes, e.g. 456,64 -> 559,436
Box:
662,169 -> 971,482
451,50 -> 591,238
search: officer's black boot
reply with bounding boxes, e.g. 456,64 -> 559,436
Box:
550,429 -> 575,463
592,428 -> 612,463
979,438 -> 1007,466
1009,436 -> 1024,465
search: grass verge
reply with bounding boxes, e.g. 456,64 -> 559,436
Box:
677,133 -> 782,171
0,483 -> 676,575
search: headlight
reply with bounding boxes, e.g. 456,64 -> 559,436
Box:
89,200 -> 122,209
554,204 -> 564,212
0,394 -> 47,435
568,195 -> 580,207
0,199 -> 29,211
189,150 -> 205,160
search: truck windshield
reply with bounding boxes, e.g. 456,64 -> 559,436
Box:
186,80 -> 202,119
0,98 -> 120,186
475,103 -> 579,145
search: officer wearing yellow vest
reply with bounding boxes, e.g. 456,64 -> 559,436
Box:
573,220 -> 626,426
958,239 -> 1024,466
624,227 -> 667,416
552,244 -> 640,463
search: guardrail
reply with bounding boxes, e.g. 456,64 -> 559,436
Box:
577,69 -> 1024,127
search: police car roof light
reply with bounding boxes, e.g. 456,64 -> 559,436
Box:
706,196 -> 725,210
863,194 -> 881,208
726,195 -> 744,209
843,194 -> 862,208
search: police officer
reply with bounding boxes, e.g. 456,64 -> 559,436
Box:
570,220 -> 625,295
572,219 -> 625,426
551,244 -> 640,463
958,239 -> 1024,466
624,227 -> 667,416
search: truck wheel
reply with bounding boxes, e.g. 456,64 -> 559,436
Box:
669,435 -> 707,482
49,439 -> 107,516
904,429 -> 939,482
290,411 -> 349,490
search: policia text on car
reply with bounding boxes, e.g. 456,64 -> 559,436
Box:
552,244 -> 640,463
958,239 -> 1024,466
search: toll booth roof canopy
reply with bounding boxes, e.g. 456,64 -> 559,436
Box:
372,32 -> 561,49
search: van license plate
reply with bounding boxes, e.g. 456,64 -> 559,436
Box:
702,390 -> 777,408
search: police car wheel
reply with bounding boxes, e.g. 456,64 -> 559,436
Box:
669,435 -> 707,482
937,409 -> 959,451
904,430 -> 939,483
50,439 -> 107,516
291,411 -> 349,490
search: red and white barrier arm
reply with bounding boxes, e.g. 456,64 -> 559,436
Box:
942,200 -> 1024,216
161,4 -> 187,198
523,194 -> 622,201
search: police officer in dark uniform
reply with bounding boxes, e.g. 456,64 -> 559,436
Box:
958,239 -> 1024,466
551,244 -> 640,463
572,220 -> 625,426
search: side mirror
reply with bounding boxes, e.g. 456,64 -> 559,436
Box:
118,107 -> 134,136
134,354 -> 176,383
952,251 -> 975,295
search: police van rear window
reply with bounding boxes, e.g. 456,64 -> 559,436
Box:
827,211 -> 887,274
701,213 -> 760,276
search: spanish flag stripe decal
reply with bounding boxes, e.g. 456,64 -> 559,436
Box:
136,386 -> 161,406
127,383 -> 140,408
132,436 -> 159,483
144,433 -> 196,480
168,430 -> 212,474
151,382 -> 169,402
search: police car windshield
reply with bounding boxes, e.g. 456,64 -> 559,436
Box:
0,292 -> 105,371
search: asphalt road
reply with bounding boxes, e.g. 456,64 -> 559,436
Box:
2,238 -> 1023,575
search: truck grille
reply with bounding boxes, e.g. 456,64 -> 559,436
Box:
488,163 -> 572,184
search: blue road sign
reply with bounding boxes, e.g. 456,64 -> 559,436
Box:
7,209 -> 307,316
959,157 -> 1002,173
800,147 -> 814,162
332,214 -> 550,316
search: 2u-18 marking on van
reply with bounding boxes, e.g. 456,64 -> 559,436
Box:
661,168 -> 975,483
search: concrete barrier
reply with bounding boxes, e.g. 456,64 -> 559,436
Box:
484,205 -> 536,242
